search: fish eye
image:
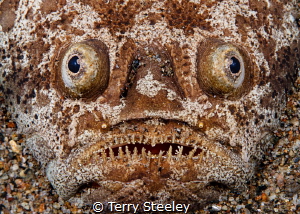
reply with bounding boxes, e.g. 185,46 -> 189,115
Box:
68,56 -> 80,73
196,40 -> 251,99
230,57 -> 241,74
58,40 -> 109,99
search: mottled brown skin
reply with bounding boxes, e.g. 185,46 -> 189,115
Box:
0,0 -> 299,211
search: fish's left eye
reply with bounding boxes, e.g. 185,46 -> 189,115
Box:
196,39 -> 252,99
58,40 -> 110,99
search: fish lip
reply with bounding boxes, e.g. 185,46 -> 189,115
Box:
46,119 -> 254,200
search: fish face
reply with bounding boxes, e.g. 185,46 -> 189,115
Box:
0,0 -> 299,210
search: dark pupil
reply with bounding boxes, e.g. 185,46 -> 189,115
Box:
229,57 -> 240,74
68,56 -> 80,73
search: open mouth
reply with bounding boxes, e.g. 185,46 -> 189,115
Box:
105,143 -> 203,158
91,119 -> 208,161
46,119 -> 254,203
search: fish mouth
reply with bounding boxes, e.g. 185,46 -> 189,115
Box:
105,142 -> 202,158
46,119 -> 254,206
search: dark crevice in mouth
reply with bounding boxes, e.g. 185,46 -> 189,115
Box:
105,143 -> 202,157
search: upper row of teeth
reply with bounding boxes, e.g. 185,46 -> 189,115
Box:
107,133 -> 197,148
100,145 -> 203,162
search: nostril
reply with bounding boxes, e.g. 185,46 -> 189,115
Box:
120,58 -> 140,98
131,59 -> 140,70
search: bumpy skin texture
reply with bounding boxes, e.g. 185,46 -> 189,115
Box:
0,0 -> 299,210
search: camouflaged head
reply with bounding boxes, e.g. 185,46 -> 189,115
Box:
0,0 -> 299,210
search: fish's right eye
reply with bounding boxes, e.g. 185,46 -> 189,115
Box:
58,40 -> 110,99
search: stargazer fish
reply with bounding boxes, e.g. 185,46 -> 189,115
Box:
0,0 -> 299,211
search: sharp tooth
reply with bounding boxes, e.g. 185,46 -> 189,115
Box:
151,137 -> 157,146
163,135 -> 168,143
109,147 -> 115,161
120,137 -> 124,144
167,146 -> 172,161
139,135 -> 144,143
114,137 -> 119,145
172,134 -> 176,144
133,147 -> 138,158
176,146 -> 183,159
125,136 -> 130,144
147,151 -> 151,158
198,151 -> 204,164
118,147 -> 124,158
143,136 -> 149,144
101,151 -> 107,162
158,150 -> 164,163
131,134 -> 135,144
125,146 -> 131,159
159,136 -> 163,143
180,137 -> 186,145
188,148 -> 196,159
142,147 -> 146,159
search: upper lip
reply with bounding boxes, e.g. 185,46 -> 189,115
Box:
46,119 -> 253,200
